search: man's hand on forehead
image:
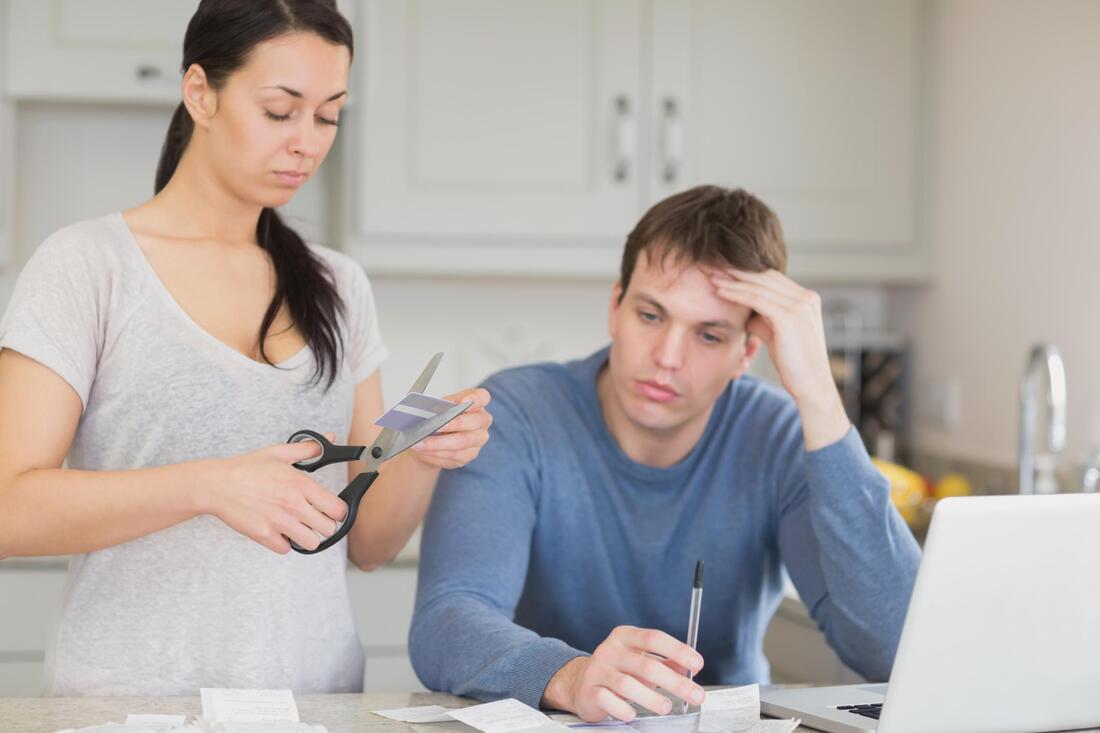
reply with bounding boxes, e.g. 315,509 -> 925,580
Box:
709,268 -> 851,450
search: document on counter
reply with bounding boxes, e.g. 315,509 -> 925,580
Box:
699,685 -> 759,732
200,688 -> 299,724
446,698 -> 570,733
373,706 -> 458,724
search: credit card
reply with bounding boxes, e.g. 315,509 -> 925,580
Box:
374,392 -> 457,431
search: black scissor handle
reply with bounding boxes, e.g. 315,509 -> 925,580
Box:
291,470 -> 378,555
287,429 -> 365,472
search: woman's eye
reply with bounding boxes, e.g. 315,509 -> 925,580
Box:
317,116 -> 340,127
264,110 -> 291,122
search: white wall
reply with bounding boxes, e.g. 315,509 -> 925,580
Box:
894,0 -> 1100,472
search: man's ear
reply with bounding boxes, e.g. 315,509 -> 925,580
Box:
608,280 -> 623,338
181,63 -> 218,130
735,333 -> 763,375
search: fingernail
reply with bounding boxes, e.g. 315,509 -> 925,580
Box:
692,690 -> 705,705
661,700 -> 672,715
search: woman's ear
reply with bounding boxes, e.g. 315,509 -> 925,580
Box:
181,63 -> 217,130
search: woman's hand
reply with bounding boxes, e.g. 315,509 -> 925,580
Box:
203,438 -> 348,554
407,387 -> 492,470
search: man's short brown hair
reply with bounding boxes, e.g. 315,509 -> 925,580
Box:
619,185 -> 787,300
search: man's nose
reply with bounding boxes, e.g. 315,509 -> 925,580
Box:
653,327 -> 685,371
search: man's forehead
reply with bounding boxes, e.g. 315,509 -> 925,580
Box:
628,254 -> 750,328
635,250 -> 723,284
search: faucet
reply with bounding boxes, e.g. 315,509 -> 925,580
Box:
1080,446 -> 1100,493
1083,462 -> 1099,493
1018,343 -> 1067,494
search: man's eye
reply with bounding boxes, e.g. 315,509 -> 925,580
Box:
700,332 -> 723,345
639,311 -> 659,322
264,110 -> 291,122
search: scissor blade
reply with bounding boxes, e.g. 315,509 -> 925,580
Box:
362,427 -> 400,470
386,399 -> 474,460
409,352 -> 444,395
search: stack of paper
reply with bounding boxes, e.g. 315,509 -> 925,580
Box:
198,688 -> 329,733
699,686 -> 799,733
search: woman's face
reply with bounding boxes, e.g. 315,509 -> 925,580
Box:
201,32 -> 351,209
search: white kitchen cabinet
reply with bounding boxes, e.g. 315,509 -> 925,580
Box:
763,595 -> 863,685
349,0 -> 927,282
651,0 -> 925,281
5,0 -> 200,103
0,562 -> 68,697
352,0 -> 644,276
4,0 -> 358,104
346,561 -> 426,692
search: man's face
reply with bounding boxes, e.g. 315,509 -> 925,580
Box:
605,251 -> 760,436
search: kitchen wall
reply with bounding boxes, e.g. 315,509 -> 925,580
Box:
894,0 -> 1100,478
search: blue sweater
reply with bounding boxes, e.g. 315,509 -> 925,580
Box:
410,347 -> 919,708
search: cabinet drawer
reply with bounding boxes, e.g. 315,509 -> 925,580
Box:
763,599 -> 862,685
363,652 -> 425,693
0,568 -> 68,653
0,657 -> 45,697
347,564 -> 419,649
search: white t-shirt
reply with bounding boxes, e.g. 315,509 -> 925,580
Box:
0,212 -> 388,696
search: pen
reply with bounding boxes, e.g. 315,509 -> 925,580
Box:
682,559 -> 703,714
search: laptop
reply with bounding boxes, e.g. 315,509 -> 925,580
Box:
760,493 -> 1100,733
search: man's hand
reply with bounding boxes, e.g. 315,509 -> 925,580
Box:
711,268 -> 850,451
541,626 -> 706,722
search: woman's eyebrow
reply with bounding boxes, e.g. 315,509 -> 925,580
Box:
262,85 -> 347,102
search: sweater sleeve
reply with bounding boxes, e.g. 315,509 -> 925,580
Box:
775,426 -> 921,682
409,379 -> 586,707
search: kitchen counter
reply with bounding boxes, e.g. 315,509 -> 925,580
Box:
0,692 -> 819,733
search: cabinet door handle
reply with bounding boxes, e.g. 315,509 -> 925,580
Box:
661,97 -> 683,184
612,95 -> 635,183
135,65 -> 162,81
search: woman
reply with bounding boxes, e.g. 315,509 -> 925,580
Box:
0,0 -> 491,696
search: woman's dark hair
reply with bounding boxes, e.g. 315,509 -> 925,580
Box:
155,0 -> 354,389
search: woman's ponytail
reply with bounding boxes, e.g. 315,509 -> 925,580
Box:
154,102 -> 194,194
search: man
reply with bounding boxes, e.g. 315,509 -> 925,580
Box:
409,185 -> 920,722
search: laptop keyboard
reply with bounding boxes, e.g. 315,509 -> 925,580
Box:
837,703 -> 883,720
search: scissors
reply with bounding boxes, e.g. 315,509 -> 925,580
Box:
285,352 -> 474,555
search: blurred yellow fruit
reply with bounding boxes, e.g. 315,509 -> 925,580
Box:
934,472 -> 972,499
873,458 -> 926,525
